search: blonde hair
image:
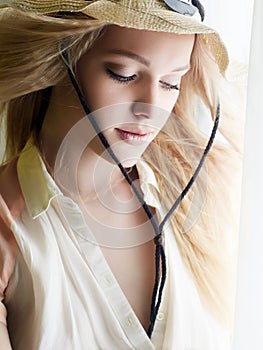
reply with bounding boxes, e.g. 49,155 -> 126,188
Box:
0,7 -> 243,327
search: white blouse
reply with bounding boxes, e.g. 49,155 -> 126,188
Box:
1,140 -> 231,350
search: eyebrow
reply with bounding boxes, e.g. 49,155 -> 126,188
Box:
171,64 -> 191,73
106,49 -> 191,72
107,49 -> 150,66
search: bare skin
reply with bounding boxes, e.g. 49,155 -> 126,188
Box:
39,25 -> 194,330
0,322 -> 12,350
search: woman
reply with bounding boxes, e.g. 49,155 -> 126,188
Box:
0,1 -> 242,349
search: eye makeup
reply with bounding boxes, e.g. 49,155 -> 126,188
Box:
104,61 -> 182,91
105,67 -> 136,84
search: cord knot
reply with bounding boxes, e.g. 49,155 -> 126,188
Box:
154,233 -> 163,246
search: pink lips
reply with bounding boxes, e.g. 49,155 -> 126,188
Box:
115,127 -> 153,144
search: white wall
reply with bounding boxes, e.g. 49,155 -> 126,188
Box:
202,0 -> 254,63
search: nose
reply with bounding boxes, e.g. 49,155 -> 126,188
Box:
131,101 -> 156,119
131,81 -> 160,119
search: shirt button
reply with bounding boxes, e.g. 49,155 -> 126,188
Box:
126,315 -> 135,327
157,312 -> 165,321
102,274 -> 112,287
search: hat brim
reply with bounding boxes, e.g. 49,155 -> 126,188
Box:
4,0 -> 229,73
84,0 -> 214,34
82,0 -> 229,73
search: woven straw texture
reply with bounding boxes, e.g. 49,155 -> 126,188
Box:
0,0 -> 229,72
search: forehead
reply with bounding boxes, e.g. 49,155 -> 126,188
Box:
90,25 -> 195,67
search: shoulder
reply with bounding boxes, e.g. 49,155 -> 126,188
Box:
0,157 -> 23,263
0,159 -> 22,325
0,158 -> 25,223
0,158 -> 23,288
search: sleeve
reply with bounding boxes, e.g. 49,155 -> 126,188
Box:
0,195 -> 17,325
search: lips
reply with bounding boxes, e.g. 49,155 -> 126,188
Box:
115,127 -> 153,144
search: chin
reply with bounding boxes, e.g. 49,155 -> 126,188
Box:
100,138 -> 151,167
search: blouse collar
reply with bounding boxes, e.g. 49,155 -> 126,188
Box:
17,138 -> 160,218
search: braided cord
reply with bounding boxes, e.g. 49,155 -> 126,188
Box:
61,45 -> 219,338
192,0 -> 205,21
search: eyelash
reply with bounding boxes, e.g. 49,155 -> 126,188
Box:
106,68 -> 136,83
106,68 -> 181,91
160,81 -> 181,91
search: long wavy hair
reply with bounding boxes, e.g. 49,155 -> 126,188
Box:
0,7 -> 243,327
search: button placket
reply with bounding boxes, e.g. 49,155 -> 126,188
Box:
101,273 -> 113,288
157,312 -> 165,321
126,315 -> 136,328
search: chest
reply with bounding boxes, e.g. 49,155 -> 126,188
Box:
9,201 -> 226,350
83,200 -> 157,330
101,239 -> 155,330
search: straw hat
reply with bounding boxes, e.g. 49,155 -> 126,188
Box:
1,0 -> 229,73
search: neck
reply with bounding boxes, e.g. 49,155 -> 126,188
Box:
38,83 -> 136,204
76,145 -> 135,204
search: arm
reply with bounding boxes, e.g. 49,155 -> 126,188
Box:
0,195 -> 18,350
0,322 -> 12,350
0,161 -> 23,349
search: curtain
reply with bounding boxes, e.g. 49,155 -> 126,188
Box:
232,0 -> 263,348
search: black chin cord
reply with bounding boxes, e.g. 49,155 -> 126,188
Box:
61,47 -> 220,338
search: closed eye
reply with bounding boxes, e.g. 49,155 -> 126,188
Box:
160,80 -> 180,91
106,67 -> 180,91
106,68 -> 136,84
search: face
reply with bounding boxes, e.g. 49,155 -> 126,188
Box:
76,25 -> 195,166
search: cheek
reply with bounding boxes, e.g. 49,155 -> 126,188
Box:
154,93 -> 180,133
76,60 -> 115,110
78,69 -> 131,111
159,92 -> 179,115
77,62 -> 180,114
